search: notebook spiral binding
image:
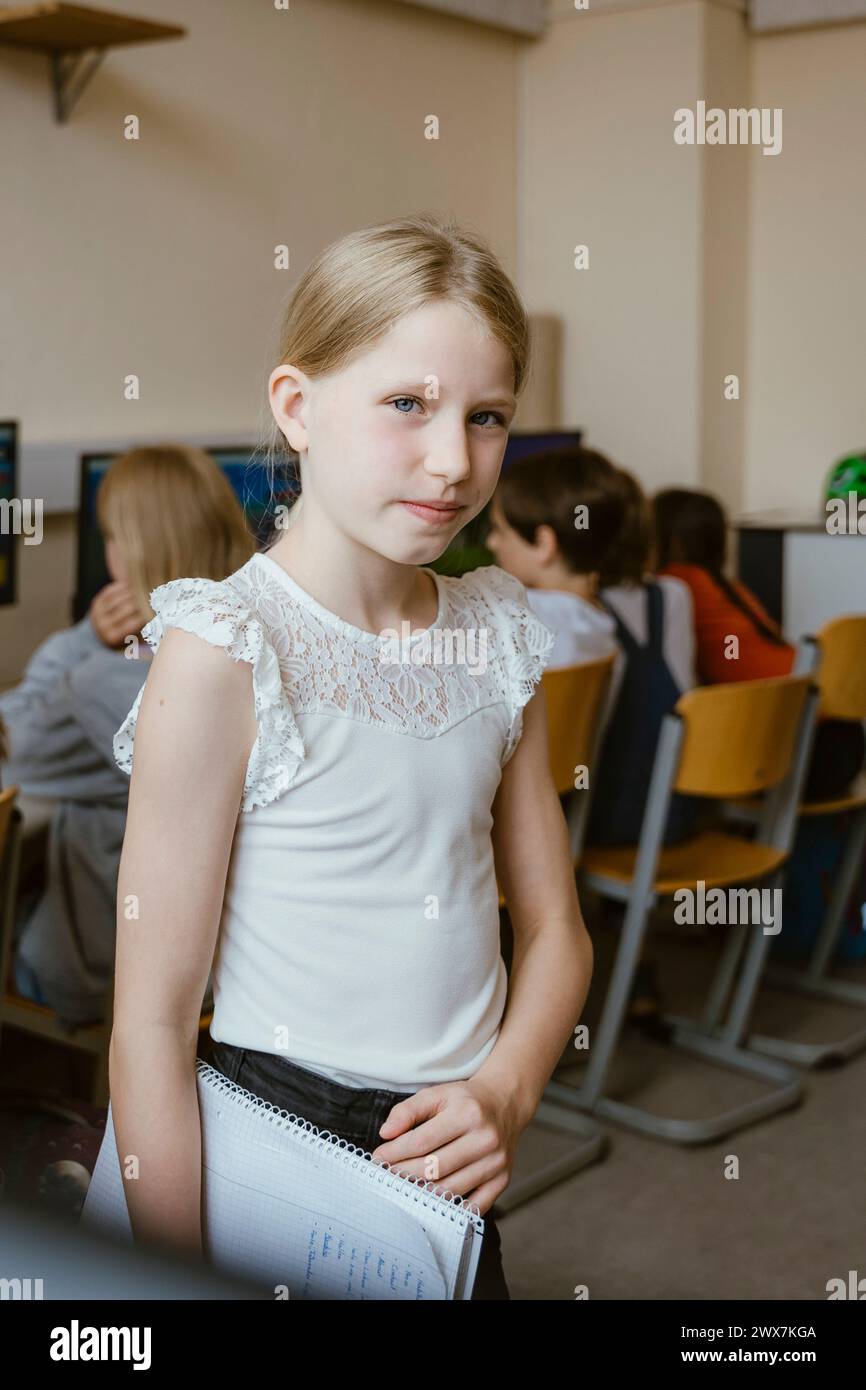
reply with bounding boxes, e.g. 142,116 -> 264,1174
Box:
196,1060 -> 484,1233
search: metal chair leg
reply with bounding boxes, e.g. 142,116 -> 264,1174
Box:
702,920 -> 749,1029
748,808 -> 866,1067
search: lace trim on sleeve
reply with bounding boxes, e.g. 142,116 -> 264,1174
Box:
476,566 -> 557,767
112,576 -> 305,813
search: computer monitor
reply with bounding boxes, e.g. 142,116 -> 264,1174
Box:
74,443 -> 297,622
0,421 -> 19,607
501,429 -> 583,470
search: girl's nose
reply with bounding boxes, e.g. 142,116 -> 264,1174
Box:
426,436 -> 472,484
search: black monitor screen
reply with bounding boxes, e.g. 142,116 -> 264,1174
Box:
0,421 -> 18,606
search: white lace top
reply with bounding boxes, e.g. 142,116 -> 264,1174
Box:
113,551 -> 556,1091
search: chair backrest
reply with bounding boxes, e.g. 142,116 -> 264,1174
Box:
673,675 -> 812,798
814,615 -> 866,720
541,653 -> 616,796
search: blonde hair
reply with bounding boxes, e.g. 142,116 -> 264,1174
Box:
258,213 -> 531,526
96,445 -> 255,620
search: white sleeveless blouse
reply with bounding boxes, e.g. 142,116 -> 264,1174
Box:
113,552 -> 555,1091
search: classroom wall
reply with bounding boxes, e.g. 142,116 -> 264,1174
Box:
0,0 -> 520,680
0,0 -> 519,443
523,0 -> 866,514
698,0 -> 750,511
744,20 -> 866,512
518,0 -> 707,492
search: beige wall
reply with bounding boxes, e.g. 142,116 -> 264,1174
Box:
745,21 -> 866,511
0,0 -> 520,680
1,0 -> 519,444
519,0 -> 706,491
523,0 -> 865,515
699,0 -> 750,511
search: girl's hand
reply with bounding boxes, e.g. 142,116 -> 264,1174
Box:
90,580 -> 150,651
369,1076 -> 524,1215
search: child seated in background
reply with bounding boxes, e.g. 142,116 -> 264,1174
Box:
484,444 -> 625,668
653,486 -> 865,800
590,467 -> 699,849
582,468 -> 708,1026
653,488 -> 794,682
0,445 -> 253,1026
487,450 -> 696,1025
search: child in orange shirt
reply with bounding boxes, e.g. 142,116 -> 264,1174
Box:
653,487 -> 864,800
652,488 -> 795,683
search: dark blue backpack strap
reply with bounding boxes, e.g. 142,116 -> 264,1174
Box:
645,581 -> 665,653
597,592 -> 639,655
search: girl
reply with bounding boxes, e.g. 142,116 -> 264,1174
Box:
653,487 -> 795,683
653,485 -> 865,800
0,445 -> 252,1024
484,444 -> 625,669
105,215 -> 593,1300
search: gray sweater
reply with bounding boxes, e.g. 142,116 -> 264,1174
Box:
0,615 -> 150,1025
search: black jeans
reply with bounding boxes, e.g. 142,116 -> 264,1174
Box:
207,1040 -> 510,1301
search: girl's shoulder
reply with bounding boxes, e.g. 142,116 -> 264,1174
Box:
448,565 -> 557,766
139,563 -> 261,651
446,561 -> 553,628
445,562 -> 557,665
114,557 -> 302,814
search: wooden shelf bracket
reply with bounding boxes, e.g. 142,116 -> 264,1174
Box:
49,45 -> 105,122
0,4 -> 186,124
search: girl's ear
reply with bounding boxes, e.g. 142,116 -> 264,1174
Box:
269,363 -> 310,454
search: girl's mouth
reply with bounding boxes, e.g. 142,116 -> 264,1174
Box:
401,501 -> 464,525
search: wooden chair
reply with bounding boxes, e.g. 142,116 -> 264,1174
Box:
495,652 -> 616,1213
540,674 -> 819,1145
0,782 -> 212,1106
747,615 -> 866,1068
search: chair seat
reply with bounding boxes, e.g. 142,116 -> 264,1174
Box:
800,771 -> 866,817
581,830 -> 788,895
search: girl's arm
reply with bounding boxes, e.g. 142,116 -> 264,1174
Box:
372,685 -> 593,1213
479,683 -> 593,1124
108,625 -> 258,1259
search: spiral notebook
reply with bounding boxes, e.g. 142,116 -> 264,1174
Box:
80,1059 -> 484,1301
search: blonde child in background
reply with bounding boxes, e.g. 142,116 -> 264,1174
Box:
0,446 -> 253,1024
96,215 -> 594,1300
484,444 -> 625,669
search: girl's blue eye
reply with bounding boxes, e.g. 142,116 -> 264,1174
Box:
390,398 -> 506,428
